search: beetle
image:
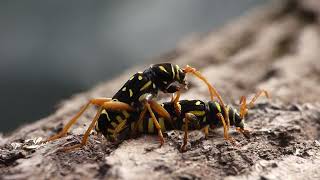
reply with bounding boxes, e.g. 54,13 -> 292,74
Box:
46,63 -> 227,151
98,90 -> 269,152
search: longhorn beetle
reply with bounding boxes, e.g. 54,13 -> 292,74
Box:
96,90 -> 269,152
46,63 -> 227,151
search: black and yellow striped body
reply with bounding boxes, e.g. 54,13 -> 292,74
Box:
112,63 -> 186,108
96,63 -> 187,140
136,100 -> 243,134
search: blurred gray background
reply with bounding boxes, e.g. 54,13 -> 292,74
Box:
0,0 -> 267,133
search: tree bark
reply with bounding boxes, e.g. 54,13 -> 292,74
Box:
1,0 -> 320,179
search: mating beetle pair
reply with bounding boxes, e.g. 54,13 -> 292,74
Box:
47,63 -> 268,152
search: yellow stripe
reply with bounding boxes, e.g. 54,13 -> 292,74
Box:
95,123 -> 100,131
116,116 -> 124,123
107,128 -> 115,133
106,113 -> 111,121
102,110 -> 111,122
159,66 -> 169,74
129,75 -> 135,80
140,81 -> 152,91
189,110 -> 206,116
171,64 -> 175,79
148,118 -> 154,133
111,122 -> 118,128
101,109 -> 107,114
114,119 -> 127,134
203,116 -> 207,122
177,102 -> 181,111
138,76 -> 143,80
176,65 -> 180,80
109,134 -> 116,140
195,101 -> 201,105
122,110 -> 130,118
215,102 -> 221,112
159,118 -> 166,132
129,89 -> 133,97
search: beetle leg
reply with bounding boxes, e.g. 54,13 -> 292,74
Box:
248,90 -> 270,108
46,98 -> 112,142
139,93 -> 175,146
172,91 -> 181,116
236,127 -> 251,139
216,113 -> 235,144
133,107 -> 148,135
180,113 -> 198,152
202,125 -> 209,139
140,93 -> 174,127
239,90 -> 269,119
145,103 -> 165,146
62,106 -> 103,152
62,101 -> 134,151
183,65 -> 229,132
165,84 -> 181,116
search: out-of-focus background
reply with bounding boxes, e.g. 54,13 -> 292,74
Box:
0,0 -> 267,133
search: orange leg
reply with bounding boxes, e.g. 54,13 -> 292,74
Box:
133,107 -> 148,135
237,90 -> 269,138
171,91 -> 181,115
101,101 -> 134,111
240,90 -> 270,118
46,98 -> 112,142
150,99 -> 178,129
180,113 -> 197,152
140,94 -> 175,128
183,65 -> 214,101
183,65 -> 229,131
248,90 -> 270,108
202,125 -> 209,139
149,100 -> 171,120
63,106 -> 103,151
145,103 -> 165,146
239,96 -> 248,119
137,93 -> 174,142
113,119 -> 128,137
236,127 -> 251,139
63,101 -> 134,151
216,113 -> 235,144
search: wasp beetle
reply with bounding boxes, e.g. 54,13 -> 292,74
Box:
97,90 -> 269,152
46,63 -> 227,151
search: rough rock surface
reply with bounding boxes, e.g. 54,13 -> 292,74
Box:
1,0 -> 320,179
